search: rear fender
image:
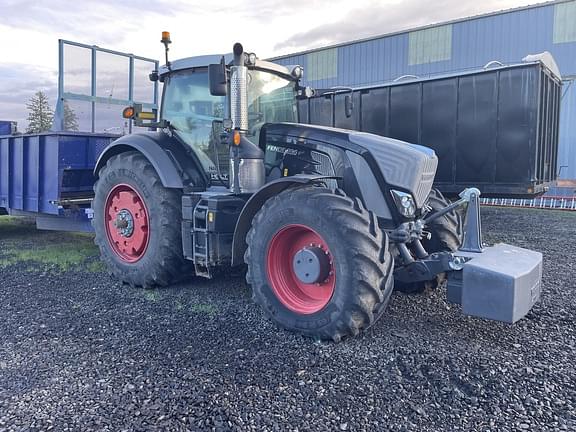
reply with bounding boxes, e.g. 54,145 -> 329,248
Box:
94,132 -> 208,189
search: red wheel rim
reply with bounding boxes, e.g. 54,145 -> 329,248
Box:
266,224 -> 336,314
104,184 -> 150,263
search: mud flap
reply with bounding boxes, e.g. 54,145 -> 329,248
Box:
447,243 -> 543,323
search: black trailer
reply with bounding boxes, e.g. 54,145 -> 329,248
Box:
298,61 -> 562,198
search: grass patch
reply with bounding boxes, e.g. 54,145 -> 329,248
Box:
190,303 -> 218,316
86,260 -> 107,273
0,216 -> 101,271
0,216 -> 18,224
143,290 -> 161,302
172,295 -> 218,316
0,241 -> 99,271
0,215 -> 36,236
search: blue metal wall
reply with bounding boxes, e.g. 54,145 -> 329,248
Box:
275,0 -> 576,179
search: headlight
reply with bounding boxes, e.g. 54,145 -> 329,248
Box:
391,190 -> 416,217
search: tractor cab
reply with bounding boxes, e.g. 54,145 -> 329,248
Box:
154,50 -> 302,183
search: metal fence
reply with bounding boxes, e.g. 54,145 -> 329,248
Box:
53,40 -> 159,134
481,196 -> 576,211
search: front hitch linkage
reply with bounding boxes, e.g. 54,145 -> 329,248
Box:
423,188 -> 484,253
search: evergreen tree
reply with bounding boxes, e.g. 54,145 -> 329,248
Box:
64,102 -> 79,131
25,91 -> 53,133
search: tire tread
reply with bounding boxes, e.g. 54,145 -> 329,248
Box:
245,186 -> 394,341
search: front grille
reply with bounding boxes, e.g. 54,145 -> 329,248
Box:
414,156 -> 438,207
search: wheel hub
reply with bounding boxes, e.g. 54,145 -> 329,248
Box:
104,184 -> 150,263
292,246 -> 331,284
113,209 -> 134,237
266,224 -> 336,315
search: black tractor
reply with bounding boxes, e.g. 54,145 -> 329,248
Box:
92,37 -> 543,341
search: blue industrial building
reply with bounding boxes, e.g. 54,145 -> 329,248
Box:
274,0 -> 576,180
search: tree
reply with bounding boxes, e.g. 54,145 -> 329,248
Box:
63,102 -> 79,131
26,91 -> 53,133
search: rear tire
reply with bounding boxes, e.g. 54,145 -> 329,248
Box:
245,186 -> 394,342
92,151 -> 189,287
394,188 -> 463,294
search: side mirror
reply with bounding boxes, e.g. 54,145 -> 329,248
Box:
209,63 -> 227,96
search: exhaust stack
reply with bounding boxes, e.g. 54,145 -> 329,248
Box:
230,43 -> 248,132
228,43 -> 265,194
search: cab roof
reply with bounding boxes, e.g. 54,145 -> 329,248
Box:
158,54 -> 298,82
159,54 -> 233,77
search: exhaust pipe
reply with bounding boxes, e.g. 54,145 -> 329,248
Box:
230,43 -> 248,132
229,43 -> 265,194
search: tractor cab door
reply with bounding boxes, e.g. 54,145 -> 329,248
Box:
161,68 -> 228,182
161,67 -> 298,184
244,70 -> 298,143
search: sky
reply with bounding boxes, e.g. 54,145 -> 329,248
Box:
0,0 -> 552,130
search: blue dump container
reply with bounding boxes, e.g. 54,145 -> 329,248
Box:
0,121 -> 16,136
0,132 -> 117,216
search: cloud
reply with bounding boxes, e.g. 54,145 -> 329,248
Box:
0,64 -> 58,129
0,0 -> 191,27
0,0 -> 211,46
231,0 -> 328,17
0,0 -> 551,130
276,0 -> 550,51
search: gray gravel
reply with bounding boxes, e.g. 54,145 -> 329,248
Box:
0,207 -> 575,431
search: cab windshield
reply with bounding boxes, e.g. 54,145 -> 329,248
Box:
161,68 -> 297,177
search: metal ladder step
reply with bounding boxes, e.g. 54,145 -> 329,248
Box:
192,203 -> 212,278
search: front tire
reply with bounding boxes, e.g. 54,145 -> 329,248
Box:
245,187 -> 394,342
422,188 -> 463,253
92,151 -> 188,287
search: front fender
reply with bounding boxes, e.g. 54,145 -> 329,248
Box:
231,175 -> 339,266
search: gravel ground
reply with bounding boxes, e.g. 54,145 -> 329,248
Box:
0,207 -> 575,432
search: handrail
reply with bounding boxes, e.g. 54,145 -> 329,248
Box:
483,60 -> 504,69
393,74 -> 420,82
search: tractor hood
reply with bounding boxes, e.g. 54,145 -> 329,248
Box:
263,123 -> 438,209
348,131 -> 438,208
